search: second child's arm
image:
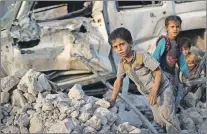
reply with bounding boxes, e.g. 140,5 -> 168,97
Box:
178,53 -> 190,79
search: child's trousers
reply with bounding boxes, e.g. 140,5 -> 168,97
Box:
150,85 -> 181,133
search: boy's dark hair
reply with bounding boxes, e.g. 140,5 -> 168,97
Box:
108,27 -> 132,45
177,37 -> 193,49
165,15 -> 182,26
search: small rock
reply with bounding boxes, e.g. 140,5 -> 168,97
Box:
57,102 -> 71,113
111,124 -> 118,132
85,96 -> 99,105
80,103 -> 93,113
109,106 -> 118,114
2,110 -> 8,116
99,125 -> 110,133
1,76 -> 19,92
6,115 -> 14,126
184,92 -> 196,107
86,115 -> 101,130
95,99 -> 110,108
59,113 -> 67,120
12,89 -> 27,107
23,93 -> 36,103
46,93 -> 69,106
1,92 -> 10,104
83,126 -> 97,133
78,112 -> 91,123
10,125 -> 21,133
68,84 -> 85,100
129,128 -> 141,133
187,111 -> 203,125
27,110 -> 36,115
29,115 -> 44,133
42,102 -> 54,111
18,113 -> 30,127
48,118 -> 75,133
70,110 -> 79,119
20,126 -> 29,133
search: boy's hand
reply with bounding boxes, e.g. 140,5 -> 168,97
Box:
147,87 -> 157,106
109,99 -> 116,108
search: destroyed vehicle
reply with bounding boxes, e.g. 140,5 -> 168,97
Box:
1,1 -> 206,94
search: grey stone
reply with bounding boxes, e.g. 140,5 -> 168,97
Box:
1,92 -> 10,104
48,118 -> 75,133
1,76 -> 19,92
70,110 -> 79,119
57,102 -> 71,113
10,125 -> 21,133
184,92 -> 196,107
45,93 -> 69,106
12,89 -> 27,107
80,103 -> 93,113
6,115 -> 14,126
99,125 -> 110,133
20,126 -> 29,133
85,96 -> 99,105
59,113 -> 67,120
42,102 -> 54,111
86,115 -> 101,130
27,110 -> 36,115
95,99 -> 110,108
78,111 -> 91,123
29,115 -> 44,133
83,126 -> 97,133
68,84 -> 85,100
18,113 -> 30,127
129,128 -> 141,133
23,93 -> 36,103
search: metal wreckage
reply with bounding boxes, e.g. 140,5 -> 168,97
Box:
1,1 -> 206,133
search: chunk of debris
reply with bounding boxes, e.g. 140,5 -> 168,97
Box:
1,76 -> 19,92
1,92 -> 10,104
68,84 -> 85,100
12,89 -> 27,107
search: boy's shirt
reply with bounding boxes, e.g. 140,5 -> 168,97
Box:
117,50 -> 170,96
153,38 -> 190,78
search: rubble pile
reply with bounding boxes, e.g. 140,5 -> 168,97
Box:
1,69 -> 206,133
1,69 -> 151,133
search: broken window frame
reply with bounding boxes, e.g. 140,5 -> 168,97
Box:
29,1 -> 92,23
116,1 -> 163,11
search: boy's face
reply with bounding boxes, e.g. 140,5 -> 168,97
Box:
181,46 -> 190,56
166,20 -> 181,39
111,38 -> 132,57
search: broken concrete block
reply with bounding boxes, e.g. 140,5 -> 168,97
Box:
80,103 -> 93,113
20,126 -> 29,133
23,93 -> 36,104
86,115 -> 101,130
18,113 -> 30,127
99,125 -> 110,133
18,69 -> 51,96
45,93 -> 69,106
70,110 -> 79,119
48,118 -> 75,133
68,84 -> 85,100
187,111 -> 203,125
3,103 -> 13,113
1,76 -> 19,92
109,106 -> 118,114
111,124 -> 118,132
95,99 -> 110,108
9,125 -> 21,133
78,112 -> 91,123
57,102 -> 71,113
12,89 -> 27,107
178,114 -> 196,132
1,92 -> 10,104
129,128 -> 141,133
42,102 -> 54,111
29,115 -> 44,133
184,92 -> 196,107
6,115 -> 14,126
85,96 -> 99,105
117,122 -> 138,133
59,113 -> 67,120
83,126 -> 97,133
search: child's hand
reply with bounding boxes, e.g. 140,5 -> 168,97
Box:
109,99 -> 116,108
147,88 -> 157,106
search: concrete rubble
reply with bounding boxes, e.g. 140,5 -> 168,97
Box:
1,69 -> 206,133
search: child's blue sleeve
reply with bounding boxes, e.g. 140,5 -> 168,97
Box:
178,54 -> 190,79
152,38 -> 166,62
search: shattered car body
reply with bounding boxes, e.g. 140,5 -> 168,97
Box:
1,1 -> 206,91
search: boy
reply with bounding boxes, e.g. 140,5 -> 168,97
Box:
178,37 -> 201,80
108,27 -> 181,133
152,15 -> 190,84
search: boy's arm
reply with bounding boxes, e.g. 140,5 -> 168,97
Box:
143,53 -> 161,105
110,64 -> 124,107
152,38 -> 166,62
178,53 -> 190,79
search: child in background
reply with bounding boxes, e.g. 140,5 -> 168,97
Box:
178,37 -> 201,80
152,15 -> 190,84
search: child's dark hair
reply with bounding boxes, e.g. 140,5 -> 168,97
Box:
165,15 -> 182,26
108,27 -> 132,45
177,37 -> 193,49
